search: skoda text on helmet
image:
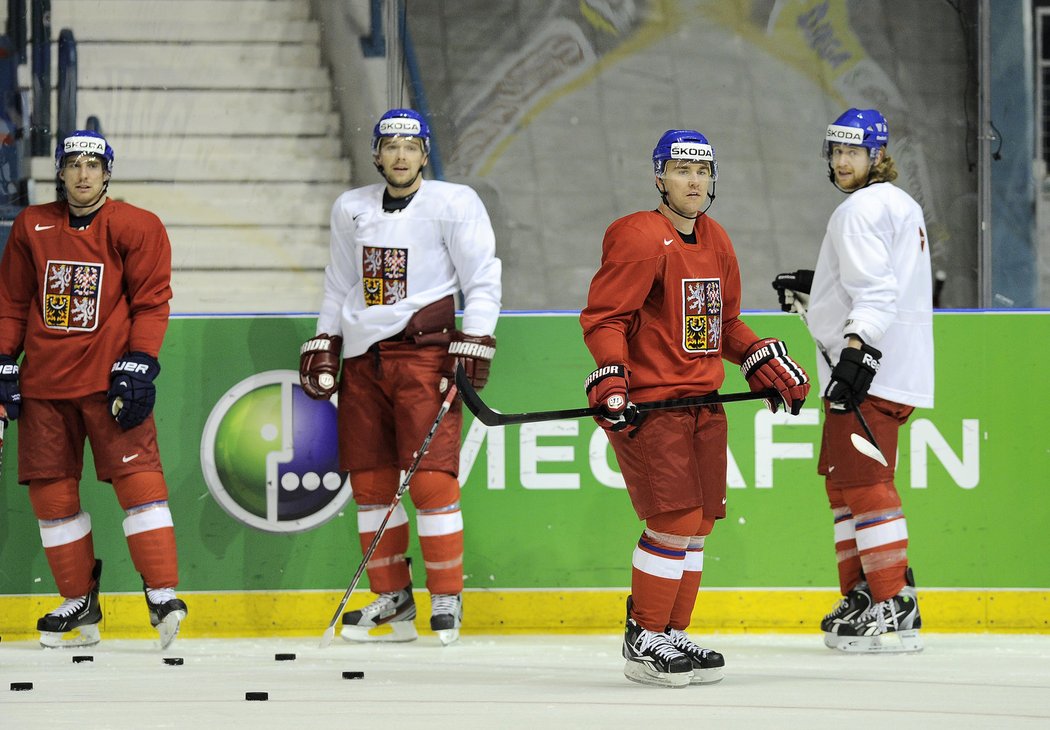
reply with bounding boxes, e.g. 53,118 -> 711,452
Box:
652,129 -> 717,218
371,108 -> 431,156
822,108 -> 888,162
55,130 -> 115,173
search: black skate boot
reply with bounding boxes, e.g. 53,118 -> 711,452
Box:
833,568 -> 922,654
622,596 -> 692,688
38,559 -> 103,649
821,580 -> 872,648
341,584 -> 418,642
429,593 -> 463,646
664,628 -> 725,684
145,582 -> 188,650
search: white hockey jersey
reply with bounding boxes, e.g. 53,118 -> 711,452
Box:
316,178 -> 502,358
806,181 -> 934,409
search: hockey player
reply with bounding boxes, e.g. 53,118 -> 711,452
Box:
581,129 -> 810,687
299,108 -> 501,646
0,130 -> 187,649
772,108 -> 933,653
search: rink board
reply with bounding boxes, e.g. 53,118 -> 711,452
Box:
0,312 -> 1048,635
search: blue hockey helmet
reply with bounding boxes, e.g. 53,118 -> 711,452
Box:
652,129 -> 717,180
371,108 -> 431,155
823,108 -> 888,161
55,129 -> 115,173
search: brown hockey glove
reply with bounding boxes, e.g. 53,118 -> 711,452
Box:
585,363 -> 642,433
299,334 -> 343,399
447,333 -> 496,390
741,338 -> 810,415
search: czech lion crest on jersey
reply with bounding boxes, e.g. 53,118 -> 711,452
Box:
43,260 -> 103,331
682,277 -> 722,353
362,246 -> 408,305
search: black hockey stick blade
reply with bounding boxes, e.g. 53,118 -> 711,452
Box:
456,363 -> 778,427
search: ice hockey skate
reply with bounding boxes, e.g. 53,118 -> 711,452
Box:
821,580 -> 872,648
665,628 -> 725,684
145,583 -> 188,650
833,569 -> 922,654
341,584 -> 418,642
622,597 -> 692,688
429,593 -> 463,646
38,559 -> 103,649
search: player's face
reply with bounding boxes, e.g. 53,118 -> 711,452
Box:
829,143 -> 877,191
59,154 -> 109,210
658,160 -> 712,215
375,136 -> 427,191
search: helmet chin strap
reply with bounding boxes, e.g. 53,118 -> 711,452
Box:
656,181 -> 716,219
64,180 -> 110,213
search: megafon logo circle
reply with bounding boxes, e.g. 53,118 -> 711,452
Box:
201,370 -> 352,533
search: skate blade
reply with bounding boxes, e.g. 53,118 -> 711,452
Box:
623,661 -> 691,688
40,623 -> 101,649
340,621 -> 418,643
436,628 -> 460,646
833,629 -> 923,654
689,667 -> 725,685
156,609 -> 186,650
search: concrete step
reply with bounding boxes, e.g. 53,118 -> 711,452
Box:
41,19 -> 321,43
170,270 -> 324,314
71,90 -> 339,135
51,0 -> 310,23
71,65 -> 330,91
103,182 -> 345,226
32,155 -> 350,183
75,88 -> 333,114
52,135 -> 344,160
168,225 -> 329,269
56,42 -> 323,70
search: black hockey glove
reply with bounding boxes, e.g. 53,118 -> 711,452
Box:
771,269 -> 814,313
108,352 -> 161,429
0,354 -> 21,421
825,344 -> 882,410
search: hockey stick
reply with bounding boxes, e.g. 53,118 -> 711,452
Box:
791,302 -> 888,467
318,383 -> 459,649
455,363 -> 779,427
0,419 -> 5,477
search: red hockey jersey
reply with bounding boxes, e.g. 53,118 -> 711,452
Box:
581,210 -> 758,402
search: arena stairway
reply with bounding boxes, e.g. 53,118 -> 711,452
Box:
28,0 -> 350,314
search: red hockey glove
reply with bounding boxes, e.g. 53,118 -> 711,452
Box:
825,343 -> 881,410
447,333 -> 497,390
740,339 -> 810,415
299,334 -> 343,399
585,364 -> 641,433
771,269 -> 814,313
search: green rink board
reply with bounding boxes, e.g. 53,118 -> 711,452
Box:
0,311 -> 1047,597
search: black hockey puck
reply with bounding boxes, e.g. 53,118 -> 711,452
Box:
245,691 -> 268,701
163,657 -> 184,666
342,671 -> 364,679
72,655 -> 93,663
274,653 -> 296,661
10,682 -> 33,691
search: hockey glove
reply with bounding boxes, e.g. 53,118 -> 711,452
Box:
585,364 -> 641,433
741,339 -> 810,415
447,333 -> 497,390
299,334 -> 343,400
108,352 -> 161,429
0,354 -> 21,421
825,343 -> 882,411
771,269 -> 814,313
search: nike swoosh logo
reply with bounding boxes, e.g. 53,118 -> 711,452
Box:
122,454 -> 140,463
35,224 -> 55,231
663,238 -> 674,246
722,497 -> 727,505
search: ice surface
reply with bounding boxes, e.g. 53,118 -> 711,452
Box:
1,633 -> 1048,729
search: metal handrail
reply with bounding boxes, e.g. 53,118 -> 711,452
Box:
56,28 -> 76,144
29,0 -> 49,156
